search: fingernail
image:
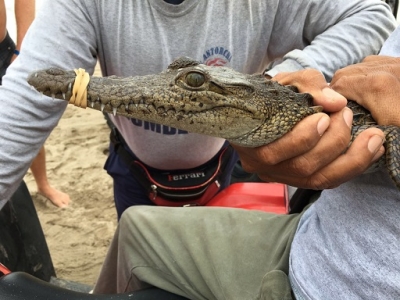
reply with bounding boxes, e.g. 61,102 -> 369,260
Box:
322,87 -> 339,101
368,135 -> 384,154
317,115 -> 330,136
342,108 -> 353,128
372,146 -> 384,162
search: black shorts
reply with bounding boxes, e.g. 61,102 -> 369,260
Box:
0,31 -> 16,84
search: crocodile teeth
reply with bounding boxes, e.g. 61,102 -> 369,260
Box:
100,104 -> 105,112
62,93 -> 66,100
112,107 -> 117,116
68,82 -> 72,92
90,101 -> 95,108
51,94 -> 56,99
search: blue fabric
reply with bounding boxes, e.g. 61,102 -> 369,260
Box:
290,169 -> 400,299
104,142 -> 239,219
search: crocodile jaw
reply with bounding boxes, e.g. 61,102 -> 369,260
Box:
89,86 -> 264,140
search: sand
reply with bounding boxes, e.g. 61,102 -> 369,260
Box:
23,66 -> 117,286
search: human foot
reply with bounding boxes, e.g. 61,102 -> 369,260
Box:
37,187 -> 70,208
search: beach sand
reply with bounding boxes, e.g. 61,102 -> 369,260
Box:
23,67 -> 117,286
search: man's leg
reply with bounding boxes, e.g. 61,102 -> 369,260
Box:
94,206 -> 302,300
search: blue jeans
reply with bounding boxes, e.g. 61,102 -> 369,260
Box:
104,142 -> 239,219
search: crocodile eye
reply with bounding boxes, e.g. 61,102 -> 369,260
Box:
185,72 -> 205,87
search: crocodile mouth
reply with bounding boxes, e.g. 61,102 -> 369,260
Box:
90,98 -> 257,119
97,101 -> 259,138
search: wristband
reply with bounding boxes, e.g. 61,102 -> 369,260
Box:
13,49 -> 20,56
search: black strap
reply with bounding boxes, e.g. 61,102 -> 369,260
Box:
289,188 -> 321,214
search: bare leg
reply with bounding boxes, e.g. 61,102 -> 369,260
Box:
14,0 -> 35,50
0,0 -> 7,41
30,146 -> 70,208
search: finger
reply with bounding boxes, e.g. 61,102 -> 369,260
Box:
331,56 -> 400,86
256,108 -> 353,180
315,87 -> 347,113
272,69 -> 346,112
306,128 -> 385,189
272,69 -> 327,90
362,55 -> 400,68
331,72 -> 400,126
232,112 -> 331,171
256,128 -> 385,189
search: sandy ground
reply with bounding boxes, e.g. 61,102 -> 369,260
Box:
23,106 -> 117,286
23,66 -> 118,286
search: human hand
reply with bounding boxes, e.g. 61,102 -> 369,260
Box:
330,55 -> 400,126
231,69 -> 385,190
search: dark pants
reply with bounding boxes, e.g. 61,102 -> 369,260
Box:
0,181 -> 55,281
0,31 -> 15,84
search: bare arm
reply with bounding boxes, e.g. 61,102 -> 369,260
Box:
14,0 -> 35,52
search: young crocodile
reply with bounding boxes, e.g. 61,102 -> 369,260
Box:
27,56 -> 399,189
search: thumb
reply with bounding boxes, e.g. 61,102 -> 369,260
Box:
272,69 -> 347,112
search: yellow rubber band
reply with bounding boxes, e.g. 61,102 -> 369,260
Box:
70,68 -> 90,108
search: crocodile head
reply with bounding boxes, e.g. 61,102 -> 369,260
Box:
28,57 -> 322,147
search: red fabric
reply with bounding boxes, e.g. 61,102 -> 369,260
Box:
206,183 -> 289,214
0,263 -> 11,276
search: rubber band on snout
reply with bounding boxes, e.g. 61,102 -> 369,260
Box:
69,68 -> 90,108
